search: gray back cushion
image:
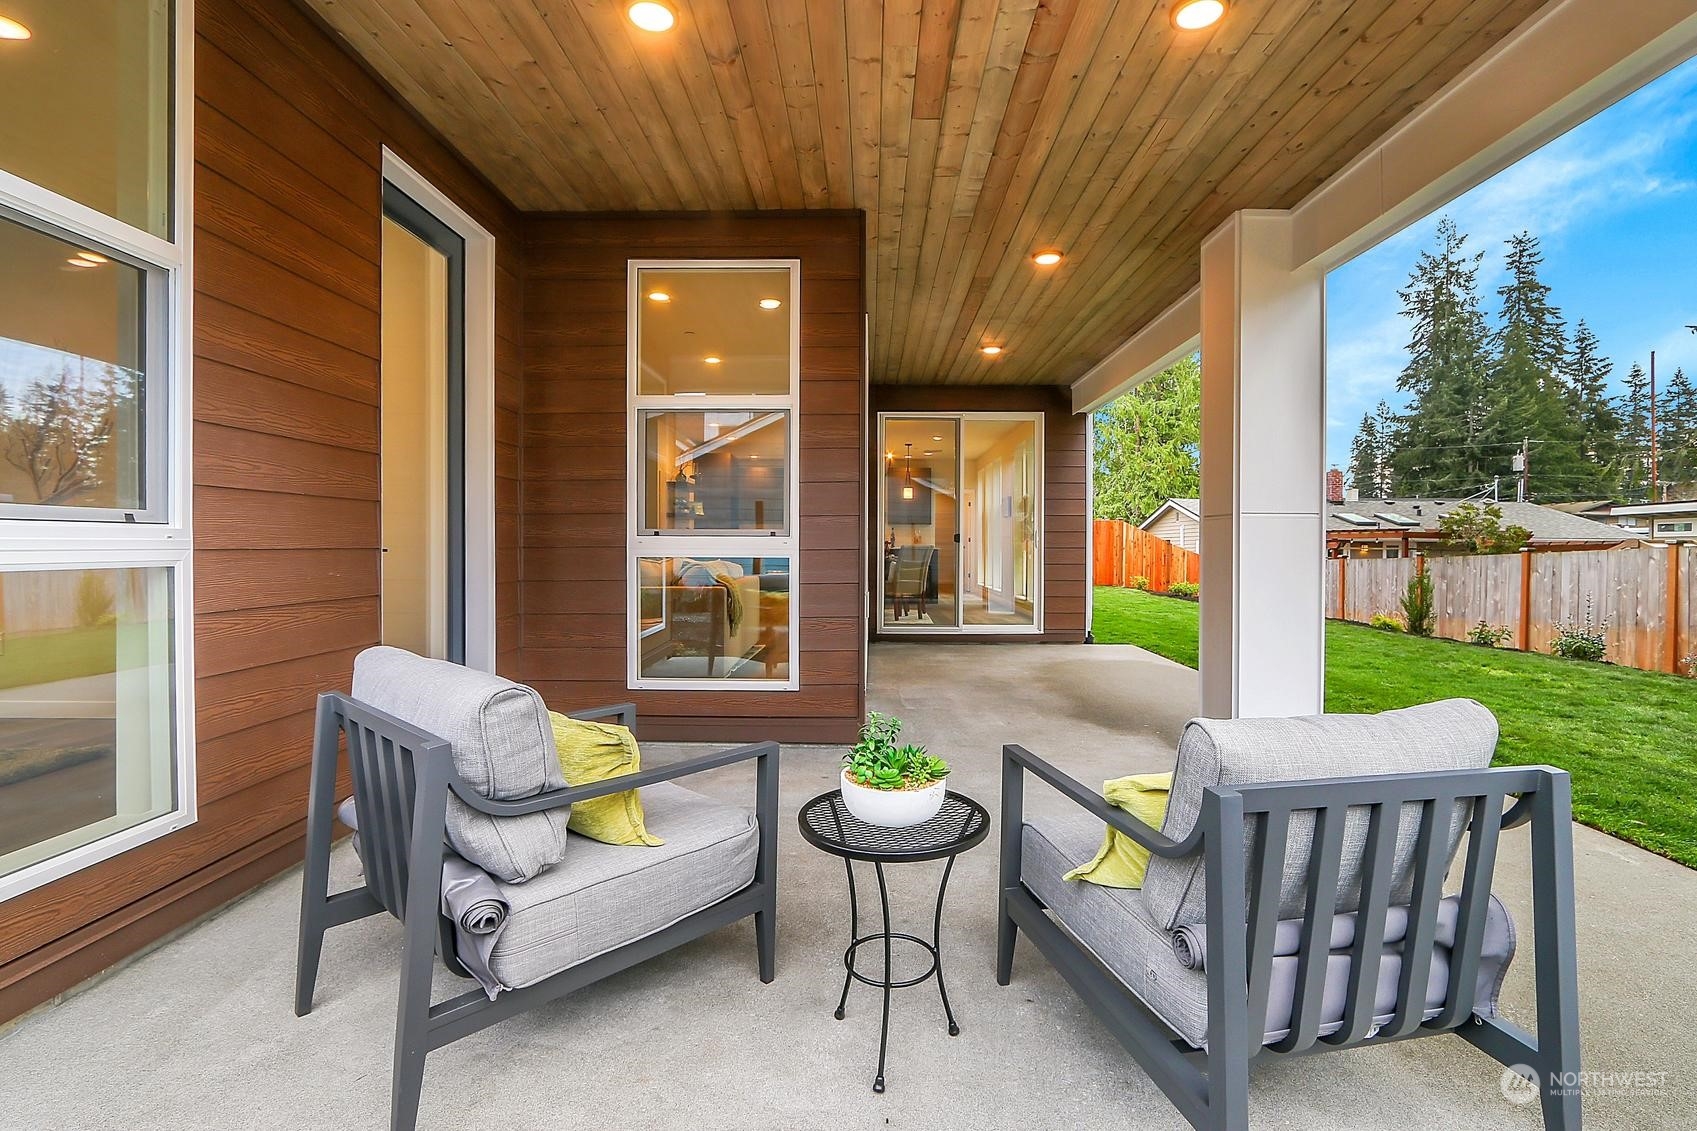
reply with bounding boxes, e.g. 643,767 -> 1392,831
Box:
351,646 -> 569,883
1140,698 -> 1498,930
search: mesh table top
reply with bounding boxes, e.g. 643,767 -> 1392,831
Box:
797,790 -> 990,863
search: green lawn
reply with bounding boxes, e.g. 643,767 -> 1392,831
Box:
1092,586 -> 1697,868
0,625 -> 117,691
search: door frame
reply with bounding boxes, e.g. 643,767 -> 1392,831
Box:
874,410 -> 1045,636
380,149 -> 498,671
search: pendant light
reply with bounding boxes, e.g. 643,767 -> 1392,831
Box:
902,443 -> 915,500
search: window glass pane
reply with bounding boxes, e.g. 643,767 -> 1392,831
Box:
636,267 -> 791,395
0,215 -> 148,513
640,410 -> 788,534
881,419 -> 957,628
0,566 -> 177,883
637,557 -> 789,681
0,1 -> 174,237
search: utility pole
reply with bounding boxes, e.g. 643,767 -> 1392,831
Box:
1650,350 -> 1660,500
1513,439 -> 1529,502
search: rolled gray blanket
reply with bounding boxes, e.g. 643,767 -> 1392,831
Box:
440,854 -> 510,1000
1172,897 -> 1466,972
334,796 -> 511,1000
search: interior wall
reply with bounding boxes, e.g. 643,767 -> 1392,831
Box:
521,212 -> 866,744
0,0 -> 526,1024
870,385 -> 1088,644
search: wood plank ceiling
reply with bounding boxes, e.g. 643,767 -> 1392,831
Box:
299,0 -> 1548,385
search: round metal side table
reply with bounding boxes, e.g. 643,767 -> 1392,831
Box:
797,789 -> 991,1094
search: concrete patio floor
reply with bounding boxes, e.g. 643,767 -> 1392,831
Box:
1,641 -> 1693,1129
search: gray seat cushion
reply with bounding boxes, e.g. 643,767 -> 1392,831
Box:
1141,698 -> 1498,931
1022,812 -> 1514,1049
487,782 -> 758,990
351,646 -> 569,883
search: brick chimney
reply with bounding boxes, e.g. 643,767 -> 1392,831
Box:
1325,466 -> 1345,505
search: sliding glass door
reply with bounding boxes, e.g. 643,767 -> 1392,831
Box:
877,413 -> 1042,634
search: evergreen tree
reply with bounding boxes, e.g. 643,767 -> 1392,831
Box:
1617,361 -> 1652,499
1563,319 -> 1622,488
1347,401 -> 1400,497
1488,231 -> 1595,499
1659,366 -> 1697,491
1092,354 -> 1201,524
1391,217 -> 1494,495
1348,411 -> 1379,497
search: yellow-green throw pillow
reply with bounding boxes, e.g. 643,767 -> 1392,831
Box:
1063,772 -> 1173,889
549,712 -> 663,847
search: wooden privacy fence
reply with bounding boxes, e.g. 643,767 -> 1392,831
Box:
1325,544 -> 1694,674
1094,519 -> 1200,593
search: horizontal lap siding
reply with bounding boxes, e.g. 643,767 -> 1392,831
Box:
869,385 -> 1088,644
520,213 -> 867,745
0,0 -> 525,1022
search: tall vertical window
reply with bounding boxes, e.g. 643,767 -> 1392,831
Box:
0,1 -> 193,901
628,262 -> 799,689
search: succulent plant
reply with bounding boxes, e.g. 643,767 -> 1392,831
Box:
843,711 -> 950,791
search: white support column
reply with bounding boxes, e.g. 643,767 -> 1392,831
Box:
1198,211 -> 1326,719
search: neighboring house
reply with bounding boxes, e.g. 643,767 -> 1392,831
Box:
1553,498 -> 1697,543
1139,498 -> 1200,553
1326,499 -> 1641,558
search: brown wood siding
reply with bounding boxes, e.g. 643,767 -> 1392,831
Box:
0,0 -> 525,1024
520,213 -> 866,744
869,385 -> 1087,644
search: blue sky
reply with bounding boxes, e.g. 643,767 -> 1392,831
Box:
1325,54 -> 1697,471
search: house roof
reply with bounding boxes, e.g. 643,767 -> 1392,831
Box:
1326,499 -> 1638,544
1607,499 -> 1697,517
301,0 -> 1548,388
1140,498 -> 1199,529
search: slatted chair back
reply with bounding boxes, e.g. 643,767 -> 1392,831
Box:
320,693 -> 454,924
1199,765 -> 1550,1058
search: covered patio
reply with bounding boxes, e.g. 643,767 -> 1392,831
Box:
1,642 -> 1691,1129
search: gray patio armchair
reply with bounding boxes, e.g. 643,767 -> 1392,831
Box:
294,647 -> 779,1131
997,698 -> 1581,1131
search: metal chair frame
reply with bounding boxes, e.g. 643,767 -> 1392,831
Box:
295,693 -> 779,1131
997,744 -> 1582,1131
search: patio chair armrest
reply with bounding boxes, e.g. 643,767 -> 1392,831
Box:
450,741 -> 780,816
567,702 -> 637,728
1001,743 -> 1201,859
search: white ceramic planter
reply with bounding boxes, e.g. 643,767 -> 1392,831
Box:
840,769 -> 946,828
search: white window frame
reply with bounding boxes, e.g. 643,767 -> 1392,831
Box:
875,410 -> 1045,636
626,259 -> 801,692
0,0 -> 196,903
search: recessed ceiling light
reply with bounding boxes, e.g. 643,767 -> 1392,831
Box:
1172,0 -> 1226,30
1032,250 -> 1064,266
627,1 -> 676,32
980,345 -> 1004,356
703,356 -> 722,365
647,290 -> 670,302
923,450 -> 936,456
758,297 -> 782,310
74,251 -> 109,264
930,435 -> 942,441
66,258 -> 100,269
0,15 -> 30,40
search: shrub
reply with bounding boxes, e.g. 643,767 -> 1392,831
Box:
74,572 -> 115,629
1168,580 -> 1199,600
1128,575 -> 1151,591
1368,612 -> 1405,633
1550,599 -> 1609,662
1400,570 -> 1435,637
844,711 -> 950,791
1467,620 -> 1512,648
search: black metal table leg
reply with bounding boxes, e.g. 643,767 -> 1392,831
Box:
873,861 -> 893,1093
932,852 -> 960,1036
834,857 -> 858,1021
